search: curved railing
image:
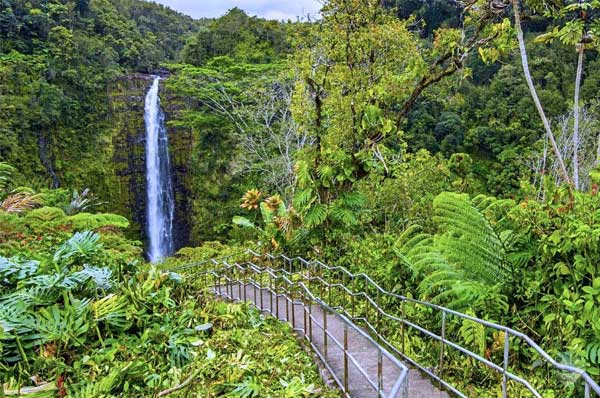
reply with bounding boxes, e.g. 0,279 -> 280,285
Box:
170,250 -> 600,398
176,258 -> 409,398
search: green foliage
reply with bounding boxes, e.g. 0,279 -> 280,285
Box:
0,215 -> 335,398
68,212 -> 130,230
182,8 -> 290,66
395,192 -> 512,314
234,191 -> 305,252
0,162 -> 15,193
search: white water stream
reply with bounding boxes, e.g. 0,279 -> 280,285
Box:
144,77 -> 175,263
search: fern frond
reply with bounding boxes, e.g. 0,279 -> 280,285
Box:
329,205 -> 358,226
1,192 -> 42,214
292,188 -> 314,210
92,294 -> 131,331
67,213 -> 129,231
433,192 -> 510,285
0,162 -> 15,193
0,256 -> 39,285
304,204 -> 328,227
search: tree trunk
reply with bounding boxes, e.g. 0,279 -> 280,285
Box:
573,43 -> 584,190
512,0 -> 572,188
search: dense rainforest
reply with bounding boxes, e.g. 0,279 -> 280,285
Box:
2,0 -> 600,396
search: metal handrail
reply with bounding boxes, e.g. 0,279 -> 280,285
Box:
245,250 -> 600,398
170,250 -> 600,398
181,259 -> 409,398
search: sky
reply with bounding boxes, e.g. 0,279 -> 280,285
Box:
153,0 -> 322,21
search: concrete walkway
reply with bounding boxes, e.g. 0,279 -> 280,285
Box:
216,282 -> 449,398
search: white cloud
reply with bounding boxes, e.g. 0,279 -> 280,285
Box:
152,0 -> 322,20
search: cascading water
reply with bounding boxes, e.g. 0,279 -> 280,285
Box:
144,76 -> 175,263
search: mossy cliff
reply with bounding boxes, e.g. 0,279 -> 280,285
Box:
106,74 -> 152,243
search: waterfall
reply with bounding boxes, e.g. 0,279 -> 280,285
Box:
144,76 -> 175,263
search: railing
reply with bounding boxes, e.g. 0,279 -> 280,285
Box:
178,258 -> 409,398
170,250 -> 600,398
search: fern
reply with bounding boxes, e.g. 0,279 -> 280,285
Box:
433,192 -> 510,284
304,204 -> 328,227
0,162 -> 15,193
67,213 -> 130,231
23,206 -> 68,233
30,304 -> 90,348
292,188 -> 314,209
1,192 -> 42,214
92,293 -> 131,331
396,193 -> 512,312
459,312 -> 487,357
70,366 -> 124,397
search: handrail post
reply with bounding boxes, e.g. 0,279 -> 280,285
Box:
243,270 -> 247,302
307,262 -> 311,295
227,267 -> 232,299
378,349 -> 383,397
439,310 -> 446,381
401,300 -> 405,354
237,270 -> 244,301
260,272 -> 264,310
276,276 -> 280,319
303,288 -> 308,334
344,324 -> 349,394
323,307 -> 328,358
502,331 -> 509,398
320,263 -> 325,300
309,300 -> 313,342
291,284 -> 295,328
286,281 -> 290,321
253,272 -> 257,304
270,272 -> 274,314
351,277 -> 356,319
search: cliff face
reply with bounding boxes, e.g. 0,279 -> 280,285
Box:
161,80 -> 195,249
107,74 -> 194,252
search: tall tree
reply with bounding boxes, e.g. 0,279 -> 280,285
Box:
512,0 -> 573,187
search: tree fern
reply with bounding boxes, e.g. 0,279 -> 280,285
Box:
433,192 -> 510,284
396,193 -> 512,312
